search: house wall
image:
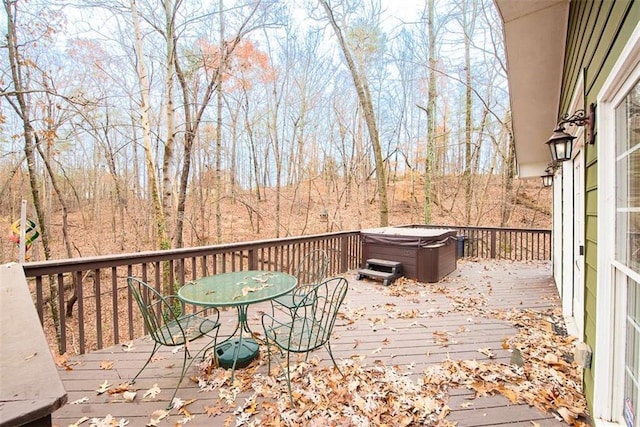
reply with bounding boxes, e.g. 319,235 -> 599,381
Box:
560,0 -> 638,411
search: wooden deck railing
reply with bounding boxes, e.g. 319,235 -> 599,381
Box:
404,225 -> 552,260
20,226 -> 550,356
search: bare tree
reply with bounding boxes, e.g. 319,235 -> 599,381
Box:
462,0 -> 476,225
128,0 -> 169,251
319,0 -> 389,227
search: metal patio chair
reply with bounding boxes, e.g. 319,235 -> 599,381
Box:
261,276 -> 348,405
271,249 -> 329,312
127,277 -> 220,409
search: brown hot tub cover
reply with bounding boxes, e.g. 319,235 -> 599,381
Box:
361,227 -> 457,247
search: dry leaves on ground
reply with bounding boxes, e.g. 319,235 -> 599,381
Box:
190,266 -> 588,427
197,358 -> 455,427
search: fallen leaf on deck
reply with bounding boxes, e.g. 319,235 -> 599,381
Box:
107,383 -> 132,395
95,380 -> 111,394
71,397 -> 89,404
100,360 -> 113,370
432,330 -> 450,346
478,347 -> 496,358
68,416 -> 89,426
204,404 -> 224,417
501,337 -> 510,349
177,414 -> 195,424
369,317 -> 386,326
146,410 -> 168,427
24,352 -> 37,360
178,407 -> 192,420
178,398 -> 197,412
122,391 -> 136,402
121,341 -> 134,352
171,397 -> 186,409
556,406 -> 579,424
88,414 -> 128,426
54,353 -> 75,370
143,384 -> 161,399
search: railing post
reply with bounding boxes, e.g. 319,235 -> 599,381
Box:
490,229 -> 497,259
248,249 -> 258,270
340,235 -> 349,273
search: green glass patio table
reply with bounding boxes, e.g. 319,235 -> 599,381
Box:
178,270 -> 297,380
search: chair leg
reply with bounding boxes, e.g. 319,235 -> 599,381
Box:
131,342 -> 160,384
228,332 -> 244,384
285,350 -> 295,407
264,335 -> 272,374
326,341 -> 344,378
200,329 -> 219,362
167,346 -> 190,410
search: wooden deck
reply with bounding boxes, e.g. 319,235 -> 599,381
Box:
52,260 -> 587,426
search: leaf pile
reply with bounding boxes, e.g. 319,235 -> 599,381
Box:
198,358 -> 455,427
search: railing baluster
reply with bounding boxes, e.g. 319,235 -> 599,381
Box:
127,265 -> 134,340
95,269 -> 102,350
76,271 -> 85,354
35,276 -> 43,322
111,267 -> 119,345
57,273 -> 66,354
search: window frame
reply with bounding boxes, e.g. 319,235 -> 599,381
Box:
595,20 -> 640,426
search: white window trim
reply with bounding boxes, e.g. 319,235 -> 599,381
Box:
594,20 -> 640,425
559,74 -> 585,335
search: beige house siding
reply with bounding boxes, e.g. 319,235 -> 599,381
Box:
560,0 -> 638,410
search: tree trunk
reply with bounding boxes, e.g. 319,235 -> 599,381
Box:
243,88 -> 262,204
319,0 -> 388,226
463,0 -> 476,225
5,0 -> 60,350
129,0 -> 169,253
424,0 -> 437,224
173,0 -> 258,248
501,118 -> 516,226
163,0 -> 177,246
215,0 -> 224,243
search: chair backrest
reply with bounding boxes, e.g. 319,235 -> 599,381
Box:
293,249 -> 328,288
289,276 -> 348,352
127,277 -> 184,346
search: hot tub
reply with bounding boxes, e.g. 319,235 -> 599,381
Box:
360,226 -> 457,283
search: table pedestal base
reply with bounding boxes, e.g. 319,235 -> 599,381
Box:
215,338 -> 259,369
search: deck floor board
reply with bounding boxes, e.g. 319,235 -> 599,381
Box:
52,260 -> 580,426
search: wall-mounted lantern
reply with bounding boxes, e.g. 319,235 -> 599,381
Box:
545,103 -> 596,162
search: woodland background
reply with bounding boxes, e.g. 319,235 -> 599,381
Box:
1,0 -> 551,265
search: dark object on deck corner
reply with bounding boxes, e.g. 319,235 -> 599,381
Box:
457,235 -> 467,258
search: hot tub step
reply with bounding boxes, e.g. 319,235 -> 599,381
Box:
356,269 -> 399,286
366,258 -> 402,270
356,259 -> 403,286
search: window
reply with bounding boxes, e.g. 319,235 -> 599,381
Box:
616,81 -> 640,271
624,275 -> 639,427
615,79 -> 640,427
